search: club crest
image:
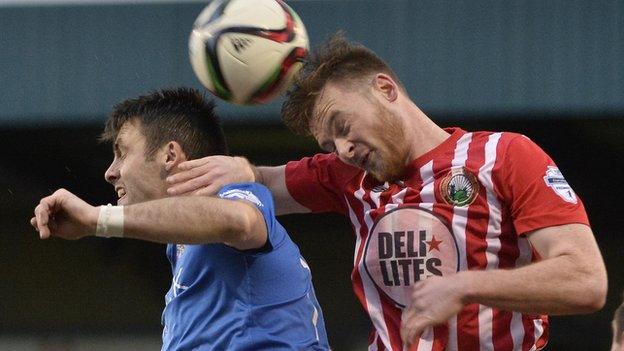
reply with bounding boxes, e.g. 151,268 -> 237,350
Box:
440,167 -> 479,206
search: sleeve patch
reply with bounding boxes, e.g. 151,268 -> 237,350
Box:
219,189 -> 264,207
543,166 -> 577,204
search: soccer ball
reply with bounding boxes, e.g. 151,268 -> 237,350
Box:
189,0 -> 309,105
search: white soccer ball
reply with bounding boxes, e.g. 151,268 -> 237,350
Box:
189,0 -> 309,105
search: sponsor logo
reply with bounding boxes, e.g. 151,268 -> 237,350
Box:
363,206 -> 459,307
440,167 -> 479,206
543,166 -> 577,204
176,244 -> 186,259
230,37 -> 252,53
219,189 -> 264,207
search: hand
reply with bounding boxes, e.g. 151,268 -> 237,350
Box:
30,189 -> 99,240
401,274 -> 468,347
167,156 -> 256,196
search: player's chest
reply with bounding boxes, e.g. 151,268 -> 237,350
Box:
344,166 -> 500,306
167,244 -> 244,279
345,166 -> 490,215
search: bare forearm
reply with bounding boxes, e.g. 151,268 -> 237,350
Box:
256,165 -> 309,215
123,196 -> 251,244
400,225 -> 606,343
459,253 -> 607,315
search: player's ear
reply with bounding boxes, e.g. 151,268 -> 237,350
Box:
164,141 -> 187,172
373,73 -> 398,102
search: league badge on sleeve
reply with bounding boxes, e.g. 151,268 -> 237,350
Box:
543,166 -> 577,204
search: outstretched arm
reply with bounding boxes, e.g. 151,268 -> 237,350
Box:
401,223 -> 607,346
458,224 -> 606,313
166,156 -> 309,215
31,188 -> 267,250
254,165 -> 309,215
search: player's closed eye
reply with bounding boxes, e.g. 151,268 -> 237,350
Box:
334,119 -> 349,136
340,124 -> 350,136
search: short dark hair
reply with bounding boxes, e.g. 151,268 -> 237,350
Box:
281,31 -> 403,136
101,87 -> 228,159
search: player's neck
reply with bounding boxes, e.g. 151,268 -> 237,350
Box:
402,102 -> 450,162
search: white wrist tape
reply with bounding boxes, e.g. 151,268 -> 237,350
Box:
95,204 -> 124,238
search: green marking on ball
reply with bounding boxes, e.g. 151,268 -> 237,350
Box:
254,65 -> 282,97
206,57 -> 232,101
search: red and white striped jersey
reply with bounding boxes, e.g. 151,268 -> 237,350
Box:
285,128 -> 589,351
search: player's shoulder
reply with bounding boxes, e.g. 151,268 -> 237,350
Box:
467,130 -> 536,149
321,153 -> 363,186
218,182 -> 272,208
308,152 -> 356,169
292,152 -> 362,184
467,129 -> 526,141
317,151 -> 360,168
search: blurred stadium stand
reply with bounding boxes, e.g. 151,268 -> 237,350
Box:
1,1 -> 623,350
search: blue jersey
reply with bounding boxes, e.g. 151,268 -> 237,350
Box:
161,183 -> 329,350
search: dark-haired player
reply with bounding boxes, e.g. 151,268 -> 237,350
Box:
31,88 -> 329,351
167,34 -> 607,351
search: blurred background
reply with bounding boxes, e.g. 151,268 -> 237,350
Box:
1,0 -> 623,350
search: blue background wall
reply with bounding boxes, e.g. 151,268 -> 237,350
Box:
1,0 -> 623,126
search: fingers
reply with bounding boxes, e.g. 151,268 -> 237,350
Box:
403,322 -> 427,348
167,163 -> 210,184
401,308 -> 427,348
177,157 -> 213,171
167,179 -> 198,196
168,163 -> 220,195
34,201 -> 51,239
192,183 -> 223,196
33,192 -> 64,239
168,173 -> 213,195
167,155 -> 249,196
401,306 -> 415,346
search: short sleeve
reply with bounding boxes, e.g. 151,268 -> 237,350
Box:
495,135 -> 589,235
218,182 -> 283,253
285,153 -> 361,215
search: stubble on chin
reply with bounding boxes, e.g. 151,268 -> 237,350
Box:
371,107 -> 410,183
370,152 -> 407,182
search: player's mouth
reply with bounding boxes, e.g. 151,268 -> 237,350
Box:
359,152 -> 371,169
116,188 -> 127,203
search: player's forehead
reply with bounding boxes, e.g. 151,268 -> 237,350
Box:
114,119 -> 144,149
313,82 -> 343,110
310,83 -> 347,133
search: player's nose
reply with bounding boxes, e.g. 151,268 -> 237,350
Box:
104,162 -> 120,185
335,138 -> 355,162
